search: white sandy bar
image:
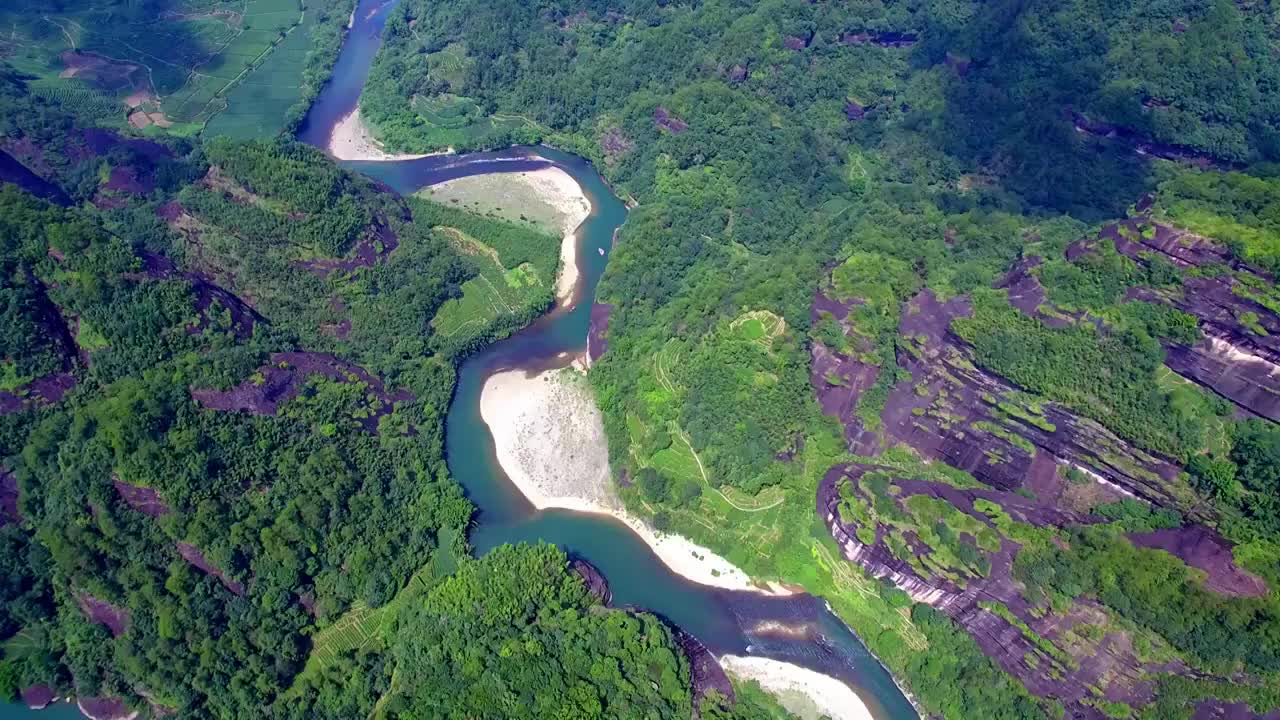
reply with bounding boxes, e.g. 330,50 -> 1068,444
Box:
480,367 -> 784,593
427,167 -> 591,305
328,107 -> 448,162
533,167 -> 592,305
720,655 -> 874,720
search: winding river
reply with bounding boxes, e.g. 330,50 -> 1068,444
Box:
12,1 -> 918,717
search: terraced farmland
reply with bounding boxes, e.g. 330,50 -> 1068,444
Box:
0,0 -> 327,135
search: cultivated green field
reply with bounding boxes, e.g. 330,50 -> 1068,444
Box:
430,227 -> 550,345
0,0 -> 317,135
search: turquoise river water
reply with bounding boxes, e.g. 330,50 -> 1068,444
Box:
7,1 -> 917,717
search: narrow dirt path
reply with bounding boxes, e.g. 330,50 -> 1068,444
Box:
674,429 -> 785,513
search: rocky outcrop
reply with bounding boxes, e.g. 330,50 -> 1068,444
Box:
298,221 -> 400,275
654,107 -> 689,134
138,251 -> 260,340
191,352 -> 413,432
0,149 -> 70,205
112,477 -> 170,517
994,256 -> 1072,328
1129,525 -> 1268,598
809,288 -> 883,455
1194,701 -> 1280,720
78,696 -> 138,720
0,373 -> 77,416
670,621 -> 735,714
0,273 -> 80,416
1083,219 -> 1280,421
1069,110 -> 1223,167
570,559 -> 611,606
587,303 -> 613,364
817,464 -> 1192,718
176,542 -> 245,595
889,290 -> 1185,507
76,592 -> 130,637
20,684 -> 55,709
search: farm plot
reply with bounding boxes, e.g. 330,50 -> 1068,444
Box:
405,93 -> 537,148
426,41 -> 470,88
204,3 -> 316,138
0,0 -> 311,133
429,227 -> 549,345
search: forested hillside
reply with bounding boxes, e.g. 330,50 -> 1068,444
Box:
362,0 -> 1280,718
0,69 -> 800,719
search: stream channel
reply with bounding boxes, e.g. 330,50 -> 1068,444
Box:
10,0 -> 918,717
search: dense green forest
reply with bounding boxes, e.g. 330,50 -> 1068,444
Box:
6,0 -> 1280,717
0,68 -> 807,719
359,0 -> 1280,718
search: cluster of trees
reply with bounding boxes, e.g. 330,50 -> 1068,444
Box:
385,544 -> 691,718
1155,168 -> 1280,275
1188,419 -> 1280,539
0,139 -> 479,714
281,544 -> 800,720
915,0 -> 1280,166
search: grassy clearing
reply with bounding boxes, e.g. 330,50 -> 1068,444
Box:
730,309 -> 787,349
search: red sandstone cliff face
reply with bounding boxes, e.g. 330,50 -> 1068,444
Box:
1085,218 -> 1280,421
815,464 -> 1272,719
812,286 -> 1191,511
808,215 -> 1280,717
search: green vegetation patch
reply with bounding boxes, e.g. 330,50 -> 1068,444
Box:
952,288 -> 1217,458
1156,170 -> 1280,275
418,198 -> 560,352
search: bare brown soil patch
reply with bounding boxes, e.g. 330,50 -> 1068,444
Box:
59,50 -> 145,95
